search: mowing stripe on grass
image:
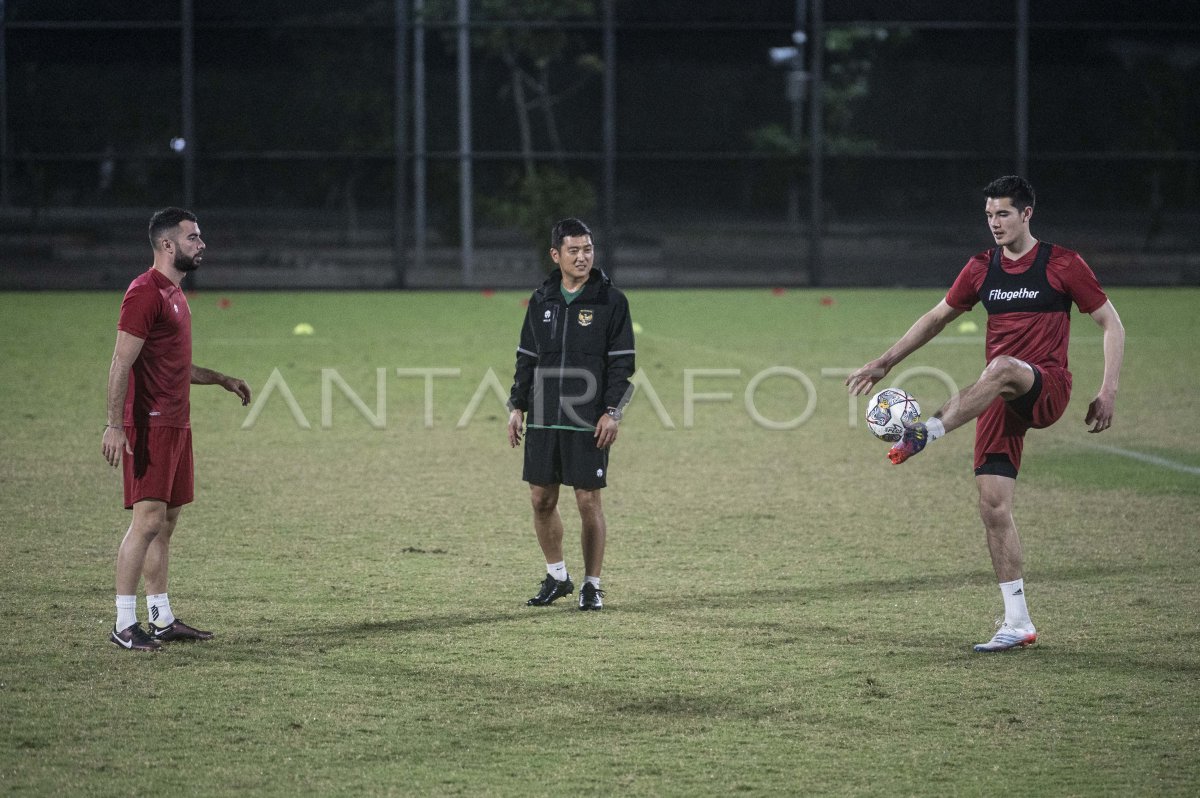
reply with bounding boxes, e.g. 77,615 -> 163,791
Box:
1084,442 -> 1200,476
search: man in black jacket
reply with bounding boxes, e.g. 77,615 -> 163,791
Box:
507,218 -> 636,611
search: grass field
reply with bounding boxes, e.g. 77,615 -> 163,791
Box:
1,286 -> 1198,796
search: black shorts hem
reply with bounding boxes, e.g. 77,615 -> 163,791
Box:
1006,364 -> 1042,421
526,477 -> 608,491
523,428 -> 609,490
974,453 -> 1018,479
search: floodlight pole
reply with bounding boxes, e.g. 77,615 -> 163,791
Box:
180,0 -> 195,208
786,0 -> 808,232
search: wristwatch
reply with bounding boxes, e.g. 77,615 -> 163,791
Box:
606,406 -> 623,422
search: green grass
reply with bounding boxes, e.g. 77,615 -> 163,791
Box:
1,287 -> 1198,796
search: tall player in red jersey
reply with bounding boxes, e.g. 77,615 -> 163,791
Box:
846,176 -> 1125,653
101,208 -> 251,651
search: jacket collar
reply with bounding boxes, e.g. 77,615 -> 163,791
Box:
536,267 -> 610,301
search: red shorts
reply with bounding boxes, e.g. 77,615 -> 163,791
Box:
974,364 -> 1071,478
123,426 -> 194,509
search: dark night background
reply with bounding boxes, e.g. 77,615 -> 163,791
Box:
2,1 -> 1197,287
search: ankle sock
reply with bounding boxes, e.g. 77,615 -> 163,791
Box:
147,593 -> 175,628
1000,578 -> 1032,628
115,595 -> 137,631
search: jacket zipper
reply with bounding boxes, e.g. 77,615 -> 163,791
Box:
558,301 -> 569,426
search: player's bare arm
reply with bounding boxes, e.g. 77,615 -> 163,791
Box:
191,365 -> 251,405
1084,300 -> 1125,433
846,300 -> 963,396
102,331 -> 146,467
507,408 -> 524,448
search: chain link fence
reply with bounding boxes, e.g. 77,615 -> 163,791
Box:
2,0 -> 1197,288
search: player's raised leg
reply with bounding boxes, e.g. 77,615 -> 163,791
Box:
890,356 -> 1036,464
937,356 -> 1036,434
973,474 -> 1037,652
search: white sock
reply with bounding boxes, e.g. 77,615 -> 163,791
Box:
147,593 -> 175,628
925,417 -> 946,441
1000,578 -> 1032,629
585,576 -> 601,589
115,595 -> 137,631
547,561 -> 569,582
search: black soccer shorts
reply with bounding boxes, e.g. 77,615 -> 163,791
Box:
523,427 -> 609,490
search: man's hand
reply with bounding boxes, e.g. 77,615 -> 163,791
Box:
1086,302 -> 1123,435
507,409 -> 524,448
1085,391 -> 1116,433
222,376 -> 252,406
846,359 -> 890,397
594,413 -> 619,449
845,301 -> 960,397
102,425 -> 132,468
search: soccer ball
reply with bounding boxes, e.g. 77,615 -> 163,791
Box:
865,388 -> 921,442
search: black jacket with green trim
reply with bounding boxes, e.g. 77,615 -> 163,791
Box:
508,267 -> 636,429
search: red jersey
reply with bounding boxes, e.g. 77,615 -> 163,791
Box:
945,242 -> 1108,370
117,268 -> 192,427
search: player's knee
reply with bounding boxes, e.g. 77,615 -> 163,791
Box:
981,356 -> 1027,388
530,488 -> 558,515
132,511 -> 169,539
981,355 -> 1018,378
573,488 -> 602,514
160,509 -> 181,534
977,493 -> 1011,526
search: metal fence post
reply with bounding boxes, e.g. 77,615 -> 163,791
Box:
181,0 -> 194,207
0,0 -> 9,208
457,0 -> 473,286
394,0 -> 409,287
602,0 -> 616,279
1015,0 -> 1029,176
413,0 -> 427,277
808,0 -> 824,286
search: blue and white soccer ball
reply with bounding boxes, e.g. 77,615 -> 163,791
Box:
865,388 -> 921,442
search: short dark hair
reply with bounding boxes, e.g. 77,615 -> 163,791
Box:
148,207 -> 198,249
551,218 -> 592,251
983,176 -> 1035,211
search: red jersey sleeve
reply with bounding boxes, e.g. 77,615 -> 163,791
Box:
117,280 -> 160,340
1048,251 -> 1108,314
945,254 -> 988,311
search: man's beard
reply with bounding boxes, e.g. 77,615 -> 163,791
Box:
174,251 -> 200,272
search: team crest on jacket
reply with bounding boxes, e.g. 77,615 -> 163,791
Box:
577,309 -> 594,327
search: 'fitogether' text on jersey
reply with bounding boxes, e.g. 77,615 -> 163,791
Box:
945,241 -> 1108,369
